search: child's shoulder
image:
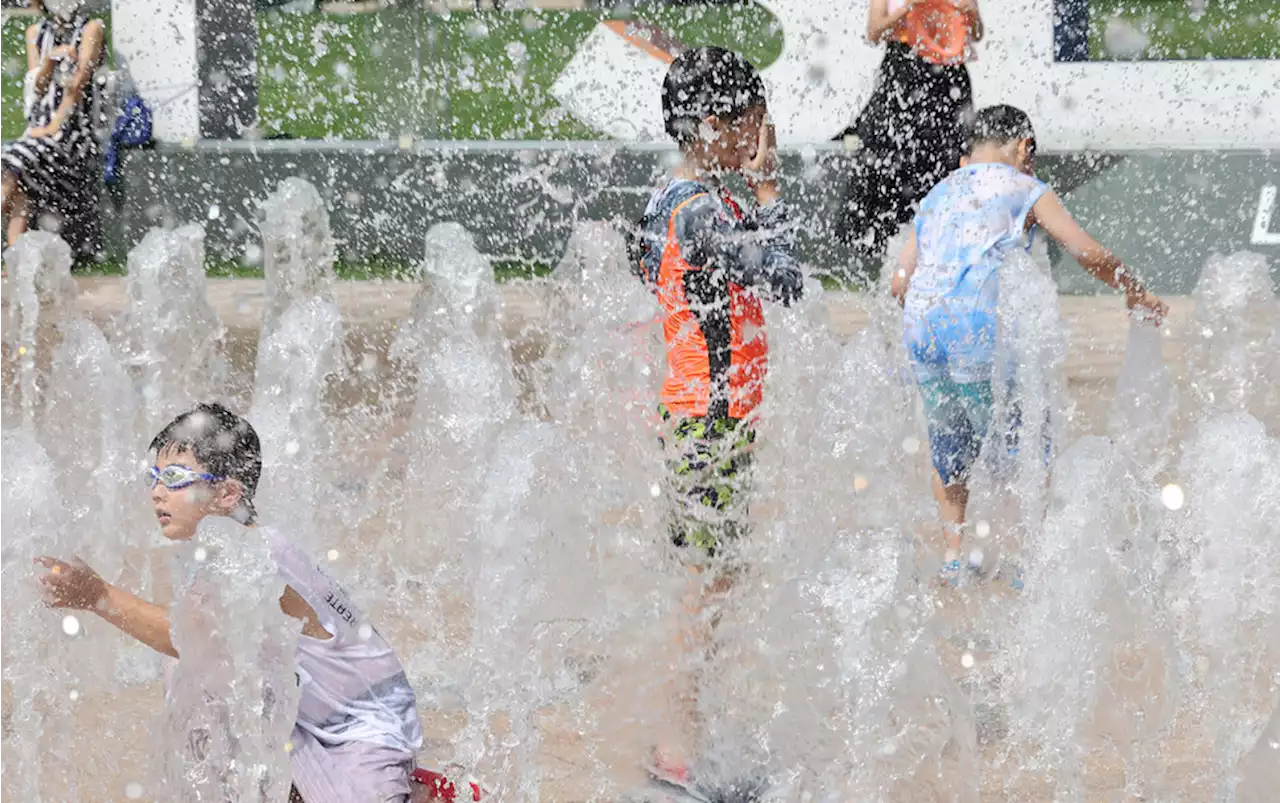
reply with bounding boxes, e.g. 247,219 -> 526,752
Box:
651,177 -> 712,209
646,178 -> 720,227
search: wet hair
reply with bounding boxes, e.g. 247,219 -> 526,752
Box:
150,402 -> 262,520
967,104 -> 1037,159
662,46 -> 766,146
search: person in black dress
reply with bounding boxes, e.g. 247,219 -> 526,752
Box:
2,0 -> 105,248
835,0 -> 983,280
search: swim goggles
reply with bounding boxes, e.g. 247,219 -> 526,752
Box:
147,464 -> 225,490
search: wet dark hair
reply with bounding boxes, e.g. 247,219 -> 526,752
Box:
150,402 -> 262,519
967,104 -> 1037,159
662,46 -> 766,146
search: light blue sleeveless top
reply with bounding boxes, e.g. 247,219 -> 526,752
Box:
903,162 -> 1049,383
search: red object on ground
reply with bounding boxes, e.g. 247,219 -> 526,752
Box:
647,752 -> 694,789
411,768 -> 484,802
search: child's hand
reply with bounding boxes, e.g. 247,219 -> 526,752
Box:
745,117 -> 780,205
1126,287 -> 1168,325
35,556 -> 108,611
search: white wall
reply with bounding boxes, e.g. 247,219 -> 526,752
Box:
971,0 -> 1280,150
111,0 -> 199,142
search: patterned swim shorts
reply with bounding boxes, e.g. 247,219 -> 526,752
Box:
658,405 -> 757,555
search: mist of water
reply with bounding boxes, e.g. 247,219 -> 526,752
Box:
1187,252 -> 1280,420
259,177 -> 338,344
123,224 -> 226,429
250,179 -> 347,555
1,231 -> 80,431
378,222 -> 519,733
162,517 -> 301,802
1,431 -> 77,802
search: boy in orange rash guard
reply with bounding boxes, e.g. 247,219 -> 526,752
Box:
626,46 -> 803,790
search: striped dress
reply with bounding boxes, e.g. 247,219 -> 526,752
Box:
2,15 -> 102,205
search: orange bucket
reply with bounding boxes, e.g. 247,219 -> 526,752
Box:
901,0 -> 969,65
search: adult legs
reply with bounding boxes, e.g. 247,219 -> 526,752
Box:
2,171 -> 30,247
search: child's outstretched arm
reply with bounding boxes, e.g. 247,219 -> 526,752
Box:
36,556 -> 333,655
1031,191 -> 1168,322
37,556 -> 179,658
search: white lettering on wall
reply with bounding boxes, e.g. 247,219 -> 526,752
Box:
1252,186 -> 1280,246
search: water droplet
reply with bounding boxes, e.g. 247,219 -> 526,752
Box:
650,484 -> 661,498
327,549 -> 340,562
207,204 -> 220,221
881,742 -> 897,756
62,614 -> 80,636
69,689 -> 80,702
125,782 -> 144,799
358,623 -> 373,641
242,244 -> 263,268
463,304 -> 474,315
968,549 -> 984,569
285,441 -> 301,456
960,652 -> 975,669
974,520 -> 991,538
853,475 -> 869,492
398,134 -> 414,150
194,547 -> 208,562
901,437 -> 921,455
1161,484 -> 1185,511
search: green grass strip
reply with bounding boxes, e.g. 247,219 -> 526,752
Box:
1089,0 -> 1278,60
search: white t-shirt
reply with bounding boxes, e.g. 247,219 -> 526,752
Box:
165,526 -> 423,759
264,526 -> 423,757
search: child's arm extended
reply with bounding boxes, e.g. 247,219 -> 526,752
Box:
1031,191 -> 1168,321
36,556 -> 333,656
37,556 -> 179,657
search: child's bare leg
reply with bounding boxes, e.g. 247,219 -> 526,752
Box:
932,470 -> 969,544
655,565 -> 732,776
3,172 -> 30,247
932,471 -> 969,583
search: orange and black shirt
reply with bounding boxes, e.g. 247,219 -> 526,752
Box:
628,179 -> 803,421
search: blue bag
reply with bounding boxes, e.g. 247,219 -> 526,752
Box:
104,95 -> 152,186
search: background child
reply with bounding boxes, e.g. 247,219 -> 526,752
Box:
626,46 -> 803,788
891,104 -> 1168,587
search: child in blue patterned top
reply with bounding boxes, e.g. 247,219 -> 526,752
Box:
891,105 -> 1167,587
